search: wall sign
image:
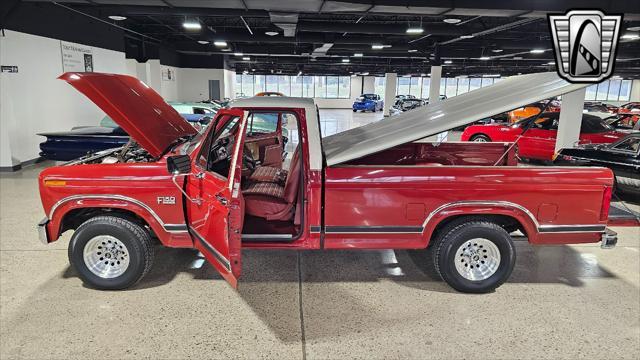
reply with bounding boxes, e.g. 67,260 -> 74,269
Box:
60,41 -> 94,72
1,66 -> 18,73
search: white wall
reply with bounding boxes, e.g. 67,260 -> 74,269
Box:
177,68 -> 228,102
0,30 -> 127,168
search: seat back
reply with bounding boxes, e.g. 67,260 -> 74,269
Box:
283,145 -> 302,204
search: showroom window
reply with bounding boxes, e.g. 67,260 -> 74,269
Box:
393,76 -> 503,99
235,74 -> 351,98
374,77 -> 386,98
585,79 -> 632,101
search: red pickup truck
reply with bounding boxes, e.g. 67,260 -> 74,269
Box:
38,72 -> 617,293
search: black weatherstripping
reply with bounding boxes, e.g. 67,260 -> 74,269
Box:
188,226 -> 231,272
324,226 -> 424,233
538,225 -> 606,233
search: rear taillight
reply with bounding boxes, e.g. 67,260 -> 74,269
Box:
600,185 -> 613,221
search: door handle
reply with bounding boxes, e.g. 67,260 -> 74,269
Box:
215,194 -> 229,206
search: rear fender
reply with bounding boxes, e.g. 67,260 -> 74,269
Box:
422,201 -> 540,246
47,195 -> 186,246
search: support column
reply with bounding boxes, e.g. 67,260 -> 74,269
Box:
383,72 -> 397,117
428,65 -> 442,105
555,87 -> 586,153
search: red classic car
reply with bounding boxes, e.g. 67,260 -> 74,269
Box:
38,72 -> 617,294
461,112 -> 625,161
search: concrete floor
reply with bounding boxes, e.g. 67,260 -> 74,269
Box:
1,109 -> 639,359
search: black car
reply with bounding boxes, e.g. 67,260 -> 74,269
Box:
559,133 -> 640,196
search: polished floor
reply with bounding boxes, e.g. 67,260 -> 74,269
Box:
1,109 -> 639,359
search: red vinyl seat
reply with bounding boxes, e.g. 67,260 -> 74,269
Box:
243,146 -> 301,221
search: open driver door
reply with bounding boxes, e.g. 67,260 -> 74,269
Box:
185,109 -> 248,288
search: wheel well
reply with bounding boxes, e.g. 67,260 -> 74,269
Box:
429,214 -> 525,246
470,133 -> 491,141
59,208 -> 153,237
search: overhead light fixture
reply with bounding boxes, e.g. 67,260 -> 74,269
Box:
197,40 -> 209,45
611,75 -> 622,79
491,49 -> 503,53
265,31 -> 279,36
443,18 -> 461,24
628,26 -> 640,31
183,21 -> 202,30
444,60 -> 452,64
372,44 -> 384,49
297,71 -> 302,76
221,48 -> 231,52
108,15 -> 127,21
342,58 -> 350,63
242,57 -> 250,61
530,49 -> 545,54
512,56 -> 523,60
545,62 -> 556,65
360,72 -> 369,76
408,49 -> 418,53
420,73 -> 427,76
354,53 -> 363,57
483,74 -> 500,77
234,52 -> 243,56
479,56 -> 490,60
460,34 -> 474,39
406,27 -> 424,34
214,41 -> 228,47
621,33 -> 640,40
242,70 -> 248,74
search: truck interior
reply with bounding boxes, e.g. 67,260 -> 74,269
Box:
199,111 -> 305,242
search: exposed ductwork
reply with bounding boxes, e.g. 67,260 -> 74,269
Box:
269,12 -> 298,37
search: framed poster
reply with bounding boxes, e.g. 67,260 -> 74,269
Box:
61,41 -> 94,72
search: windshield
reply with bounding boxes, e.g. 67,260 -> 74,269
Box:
361,94 -> 376,100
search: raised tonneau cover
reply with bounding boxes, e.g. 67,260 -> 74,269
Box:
322,72 -> 589,166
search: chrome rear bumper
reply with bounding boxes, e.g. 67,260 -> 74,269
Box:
601,228 -> 617,249
38,217 -> 50,245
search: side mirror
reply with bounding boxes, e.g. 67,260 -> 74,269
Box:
167,155 -> 191,175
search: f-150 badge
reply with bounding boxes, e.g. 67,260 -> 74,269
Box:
548,10 -> 621,83
157,196 -> 176,205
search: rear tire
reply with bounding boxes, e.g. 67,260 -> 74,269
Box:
431,218 -> 516,293
68,216 -> 154,290
470,134 -> 491,142
353,109 -> 357,112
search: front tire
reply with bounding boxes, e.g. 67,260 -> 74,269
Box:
68,216 -> 154,290
470,134 -> 491,142
353,109 -> 357,112
431,219 -> 516,293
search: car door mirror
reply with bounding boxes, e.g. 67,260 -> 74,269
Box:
167,155 -> 192,175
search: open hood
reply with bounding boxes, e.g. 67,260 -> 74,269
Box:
59,72 -> 197,157
323,72 -> 589,166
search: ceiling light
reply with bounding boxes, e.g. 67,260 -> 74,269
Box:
372,44 -> 384,49
408,49 -> 418,53
512,56 -> 523,60
444,60 -> 452,64
360,72 -> 369,76
530,49 -> 545,54
460,34 -> 474,39
628,26 -> 640,31
406,27 -> 424,34
221,48 -> 231,52
420,73 -> 427,76
214,41 -> 228,47
265,31 -> 278,36
242,70 -> 248,74
234,52 -> 243,56
353,53 -> 363,57
483,74 -> 500,77
342,58 -> 350,63
621,33 -> 640,40
545,62 -> 556,65
443,18 -> 461,24
183,21 -> 202,30
197,40 -> 209,45
491,49 -> 503,53
297,71 -> 302,76
242,57 -> 250,61
479,56 -> 490,60
108,15 -> 127,21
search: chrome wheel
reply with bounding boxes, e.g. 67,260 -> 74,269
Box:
454,238 -> 501,281
83,235 -> 130,278
472,136 -> 488,142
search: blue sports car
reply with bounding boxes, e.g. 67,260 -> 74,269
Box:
353,94 -> 384,112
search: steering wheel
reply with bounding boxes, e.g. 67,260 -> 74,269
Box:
242,145 -> 257,172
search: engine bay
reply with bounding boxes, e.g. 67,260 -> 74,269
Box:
65,141 -> 155,166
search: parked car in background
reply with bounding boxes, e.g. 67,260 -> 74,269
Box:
390,98 -> 423,116
255,91 -> 284,96
352,93 -> 384,112
423,94 -> 447,104
605,114 -> 640,133
507,100 -> 561,123
584,101 -> 617,114
395,94 -> 417,101
559,133 -> 639,196
461,112 -> 625,161
618,102 -> 640,115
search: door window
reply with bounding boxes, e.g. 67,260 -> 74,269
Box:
611,137 -> 640,154
197,115 -> 240,178
249,113 -> 278,134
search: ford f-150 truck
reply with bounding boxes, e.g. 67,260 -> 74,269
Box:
38,72 -> 617,293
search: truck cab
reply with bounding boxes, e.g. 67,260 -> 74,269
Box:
38,72 -> 617,293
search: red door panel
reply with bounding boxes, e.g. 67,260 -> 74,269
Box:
186,109 -> 248,287
519,129 -> 557,160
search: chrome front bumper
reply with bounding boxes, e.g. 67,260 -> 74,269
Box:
38,217 -> 50,245
601,228 -> 617,249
